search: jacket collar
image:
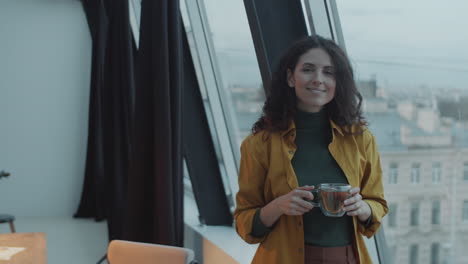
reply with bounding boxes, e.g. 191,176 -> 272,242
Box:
281,119 -> 344,137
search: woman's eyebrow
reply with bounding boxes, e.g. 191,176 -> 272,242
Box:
302,62 -> 334,68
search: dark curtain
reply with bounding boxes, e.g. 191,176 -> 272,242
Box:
75,0 -> 135,242
75,0 -> 184,246
124,0 -> 184,246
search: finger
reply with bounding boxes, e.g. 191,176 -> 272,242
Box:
288,206 -> 308,215
293,189 -> 314,201
297,185 -> 315,191
346,207 -> 361,216
292,196 -> 314,210
348,187 -> 360,195
344,200 -> 363,213
344,193 -> 362,206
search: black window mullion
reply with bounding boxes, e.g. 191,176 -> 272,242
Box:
243,0 -> 308,95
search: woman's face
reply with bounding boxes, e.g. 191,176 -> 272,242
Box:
287,48 -> 336,113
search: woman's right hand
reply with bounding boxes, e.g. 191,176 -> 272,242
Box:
275,185 -> 316,216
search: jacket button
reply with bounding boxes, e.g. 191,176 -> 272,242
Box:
298,221 -> 302,226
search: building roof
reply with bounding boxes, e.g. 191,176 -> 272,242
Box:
366,112 -> 407,151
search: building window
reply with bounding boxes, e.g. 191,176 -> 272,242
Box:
410,202 -> 420,226
409,244 -> 418,264
388,203 -> 397,227
432,200 -> 440,225
389,163 -> 398,184
431,243 -> 440,264
463,200 -> 468,222
411,163 -> 420,184
432,162 -> 441,184
464,162 -> 468,182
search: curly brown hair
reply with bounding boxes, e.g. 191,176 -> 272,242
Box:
252,35 -> 366,134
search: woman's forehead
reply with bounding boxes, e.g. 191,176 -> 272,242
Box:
297,48 -> 333,67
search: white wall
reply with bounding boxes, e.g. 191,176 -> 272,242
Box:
0,0 -> 91,216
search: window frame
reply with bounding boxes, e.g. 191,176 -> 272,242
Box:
463,200 -> 468,222
432,162 -> 442,184
411,163 -> 421,184
410,201 -> 420,226
430,243 -> 440,264
431,200 -> 441,225
182,0 -> 244,210
409,244 -> 419,264
389,163 -> 398,184
463,162 -> 468,182
388,203 -> 397,228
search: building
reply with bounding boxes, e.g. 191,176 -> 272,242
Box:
363,85 -> 468,264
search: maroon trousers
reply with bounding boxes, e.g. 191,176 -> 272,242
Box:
304,244 -> 357,264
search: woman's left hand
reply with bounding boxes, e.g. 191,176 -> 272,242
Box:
343,187 -> 371,222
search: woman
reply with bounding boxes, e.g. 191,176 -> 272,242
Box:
234,35 -> 388,264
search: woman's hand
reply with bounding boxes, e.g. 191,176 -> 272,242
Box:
274,185 -> 315,216
344,187 -> 371,222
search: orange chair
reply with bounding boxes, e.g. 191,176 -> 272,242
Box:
107,240 -> 196,264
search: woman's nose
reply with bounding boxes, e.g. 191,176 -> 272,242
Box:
312,74 -> 324,85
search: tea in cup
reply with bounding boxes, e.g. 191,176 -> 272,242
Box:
309,183 -> 351,217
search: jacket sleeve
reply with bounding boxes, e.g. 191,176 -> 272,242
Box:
233,137 -> 268,244
358,130 -> 389,238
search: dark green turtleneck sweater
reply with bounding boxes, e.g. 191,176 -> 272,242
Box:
251,109 -> 353,247
292,109 -> 353,246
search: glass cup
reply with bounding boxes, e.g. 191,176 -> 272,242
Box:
309,183 -> 352,217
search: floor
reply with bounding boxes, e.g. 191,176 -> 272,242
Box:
0,216 -> 108,264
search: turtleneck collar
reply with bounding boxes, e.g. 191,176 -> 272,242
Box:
294,108 -> 328,130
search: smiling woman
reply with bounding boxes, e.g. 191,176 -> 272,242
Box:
234,35 -> 388,264
287,48 -> 337,113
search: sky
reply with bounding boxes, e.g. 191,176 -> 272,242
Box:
183,0 -> 468,91
336,0 -> 468,91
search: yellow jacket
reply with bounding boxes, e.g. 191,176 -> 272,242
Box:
234,120 -> 388,264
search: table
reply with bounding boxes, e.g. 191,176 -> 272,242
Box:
0,233 -> 46,264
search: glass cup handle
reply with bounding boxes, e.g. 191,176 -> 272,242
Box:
309,189 -> 320,207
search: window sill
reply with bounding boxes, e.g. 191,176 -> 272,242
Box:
184,195 -> 257,264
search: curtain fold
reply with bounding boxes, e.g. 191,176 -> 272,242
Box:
75,0 -> 135,242
75,0 -> 184,246
74,0 -> 109,221
124,0 -> 184,246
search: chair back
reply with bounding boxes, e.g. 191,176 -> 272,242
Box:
107,240 -> 195,264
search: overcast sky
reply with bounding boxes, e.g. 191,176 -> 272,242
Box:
337,0 -> 468,91
189,0 -> 468,91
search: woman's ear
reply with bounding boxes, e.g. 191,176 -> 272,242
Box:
287,69 -> 295,88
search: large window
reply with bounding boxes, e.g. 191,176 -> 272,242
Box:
199,0 -> 264,147
180,0 -> 264,204
179,0 -> 468,263
336,1 -> 468,263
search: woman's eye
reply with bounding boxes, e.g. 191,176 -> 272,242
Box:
324,70 -> 335,76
